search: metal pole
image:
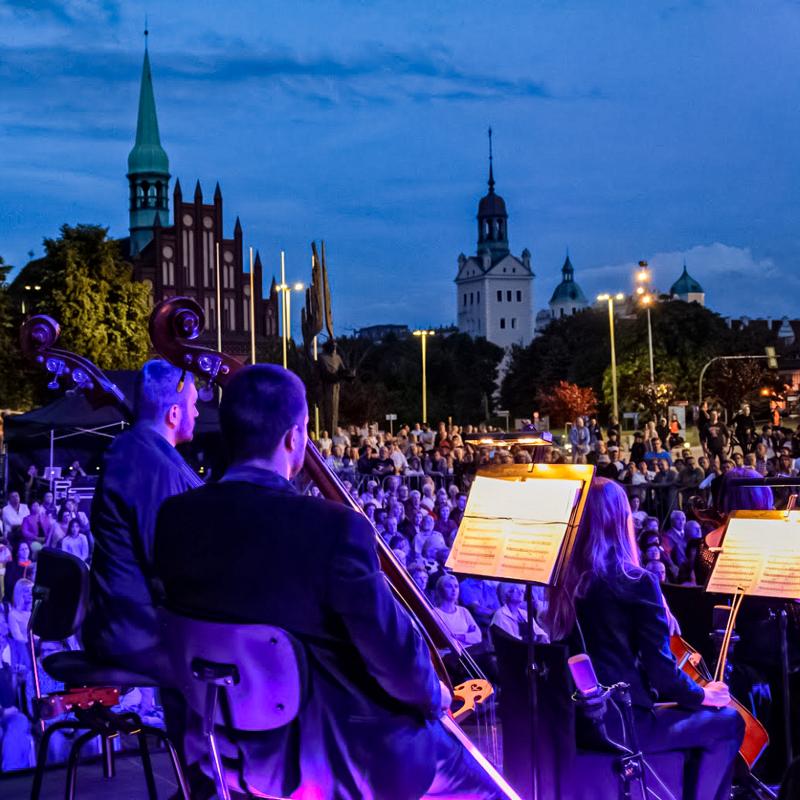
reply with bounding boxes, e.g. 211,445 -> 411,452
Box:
280,251 -> 287,369
215,243 -> 222,352
646,306 -> 655,384
313,336 -> 320,439
421,333 -> 428,424
249,247 -> 256,364
608,298 -> 619,421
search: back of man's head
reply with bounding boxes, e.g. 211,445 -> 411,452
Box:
220,365 -> 307,463
134,360 -> 192,423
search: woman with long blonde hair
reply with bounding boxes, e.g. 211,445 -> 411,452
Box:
546,478 -> 744,800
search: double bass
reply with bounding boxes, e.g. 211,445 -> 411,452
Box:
148,297 -> 522,800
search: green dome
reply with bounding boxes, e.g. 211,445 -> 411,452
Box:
670,264 -> 703,296
127,49 -> 169,175
549,255 -> 588,306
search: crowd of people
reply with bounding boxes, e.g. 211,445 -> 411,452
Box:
0,408 -> 796,775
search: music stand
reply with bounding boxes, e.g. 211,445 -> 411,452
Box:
446,459 -> 595,800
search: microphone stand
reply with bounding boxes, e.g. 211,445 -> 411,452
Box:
525,583 -> 540,800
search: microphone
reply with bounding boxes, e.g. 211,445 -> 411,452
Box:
568,653 -> 602,698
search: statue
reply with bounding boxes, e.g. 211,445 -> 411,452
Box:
301,241 -> 353,434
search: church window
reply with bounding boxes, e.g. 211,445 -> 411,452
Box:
511,318 -> 517,329
506,290 -> 512,301
203,216 -> 214,230
500,318 -> 506,329
182,230 -> 196,287
162,257 -> 174,286
182,214 -> 193,227
204,296 -> 216,330
147,185 -> 157,207
203,232 -> 215,287
497,290 -> 502,302
136,185 -> 145,208
142,279 -> 154,309
223,250 -> 235,289
223,296 -> 235,331
243,287 -> 251,333
517,290 -> 522,302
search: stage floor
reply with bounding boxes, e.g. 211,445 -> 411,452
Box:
0,750 -> 181,799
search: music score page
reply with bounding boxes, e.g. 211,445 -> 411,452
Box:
707,514 -> 800,598
445,475 -> 582,583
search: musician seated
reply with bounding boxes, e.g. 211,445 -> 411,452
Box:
546,478 -> 744,800
153,365 -> 503,800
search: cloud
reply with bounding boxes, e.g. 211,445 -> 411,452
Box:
580,243 -> 796,319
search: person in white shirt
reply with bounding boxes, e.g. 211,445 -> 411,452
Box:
490,583 -> 549,642
317,430 -> 332,453
8,579 -> 33,643
433,574 -> 482,647
60,519 -> 90,562
388,442 -> 408,473
1,493 -> 30,534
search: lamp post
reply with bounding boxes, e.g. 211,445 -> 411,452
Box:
413,329 -> 435,424
634,261 -> 655,384
277,252 -> 304,369
20,284 -> 42,315
597,293 -> 625,422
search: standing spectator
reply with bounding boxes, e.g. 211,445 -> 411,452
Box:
372,446 -> 395,477
587,418 -> 603,449
697,401 -> 711,453
629,495 -> 648,531
569,417 -> 591,464
67,460 -> 87,478
61,519 -> 90,562
357,446 -> 377,475
388,442 -> 408,474
630,432 -> 646,465
731,405 -> 756,454
420,424 -> 436,453
706,411 -> 729,468
433,575 -> 482,647
1,493 -> 29,538
22,466 -> 38,507
668,414 -> 684,449
644,438 -> 672,465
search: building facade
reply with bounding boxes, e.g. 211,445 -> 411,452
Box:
455,138 -> 534,347
124,40 -> 279,356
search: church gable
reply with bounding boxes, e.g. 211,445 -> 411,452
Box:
484,253 -> 530,277
455,256 -> 486,282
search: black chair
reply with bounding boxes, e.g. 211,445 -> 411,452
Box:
160,609 -> 306,800
27,548 -> 189,800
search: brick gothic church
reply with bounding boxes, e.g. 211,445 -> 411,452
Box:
122,40 -> 279,356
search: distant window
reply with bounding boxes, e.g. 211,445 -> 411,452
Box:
506,290 -> 512,301
500,318 -> 506,329
560,308 -> 565,318
464,293 -> 467,307
477,292 -> 480,303
517,290 -> 522,302
470,292 -> 474,305
497,290 -> 502,302
511,318 -> 517,329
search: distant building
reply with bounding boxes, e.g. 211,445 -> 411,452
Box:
355,324 -> 410,342
670,262 -> 705,306
549,252 -> 589,317
122,37 -> 279,357
455,131 -> 534,347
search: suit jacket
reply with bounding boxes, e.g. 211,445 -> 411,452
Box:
153,465 -> 442,800
83,424 -> 202,661
575,570 -> 704,709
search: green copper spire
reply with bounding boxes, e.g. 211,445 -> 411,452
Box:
127,40 -> 169,175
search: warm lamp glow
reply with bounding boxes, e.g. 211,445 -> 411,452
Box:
293,282 -> 304,291
413,329 -> 435,336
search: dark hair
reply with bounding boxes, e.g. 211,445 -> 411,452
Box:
67,518 -> 82,536
219,365 -> 307,462
134,360 -> 193,422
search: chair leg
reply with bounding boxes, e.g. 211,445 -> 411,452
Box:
64,730 -> 100,800
141,725 -> 191,800
137,732 -> 159,800
208,730 -> 231,800
101,733 -> 116,779
30,720 -> 82,800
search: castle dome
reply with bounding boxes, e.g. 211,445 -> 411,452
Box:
670,263 -> 703,296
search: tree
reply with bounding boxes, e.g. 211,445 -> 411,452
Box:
706,358 -> 767,415
537,381 -> 598,427
0,256 -> 37,410
11,225 -> 151,371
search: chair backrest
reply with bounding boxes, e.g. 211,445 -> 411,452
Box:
30,548 -> 90,641
160,609 -> 305,732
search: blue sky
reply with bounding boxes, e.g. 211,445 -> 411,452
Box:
1,0 -> 799,333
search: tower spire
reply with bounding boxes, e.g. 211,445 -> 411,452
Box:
487,126 -> 495,194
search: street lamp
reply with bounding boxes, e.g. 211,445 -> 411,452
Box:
277,250 -> 305,369
634,261 -> 655,384
21,284 -> 42,315
597,292 -> 625,422
412,329 -> 435,424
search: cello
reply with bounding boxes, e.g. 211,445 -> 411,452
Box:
148,296 -> 522,800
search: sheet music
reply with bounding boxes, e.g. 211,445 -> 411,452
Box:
446,475 -> 582,583
707,515 -> 800,598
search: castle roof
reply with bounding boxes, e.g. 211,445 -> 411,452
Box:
549,254 -> 588,306
127,45 -> 169,175
670,263 -> 703,296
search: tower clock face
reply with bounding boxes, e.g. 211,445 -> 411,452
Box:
182,214 -> 193,227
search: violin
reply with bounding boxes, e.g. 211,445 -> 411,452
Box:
670,634 -> 768,769
148,297 -> 521,800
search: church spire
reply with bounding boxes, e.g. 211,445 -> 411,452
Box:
127,30 -> 170,257
487,126 -> 495,194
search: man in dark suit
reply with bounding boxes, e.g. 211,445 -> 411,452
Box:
154,365 -> 501,800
